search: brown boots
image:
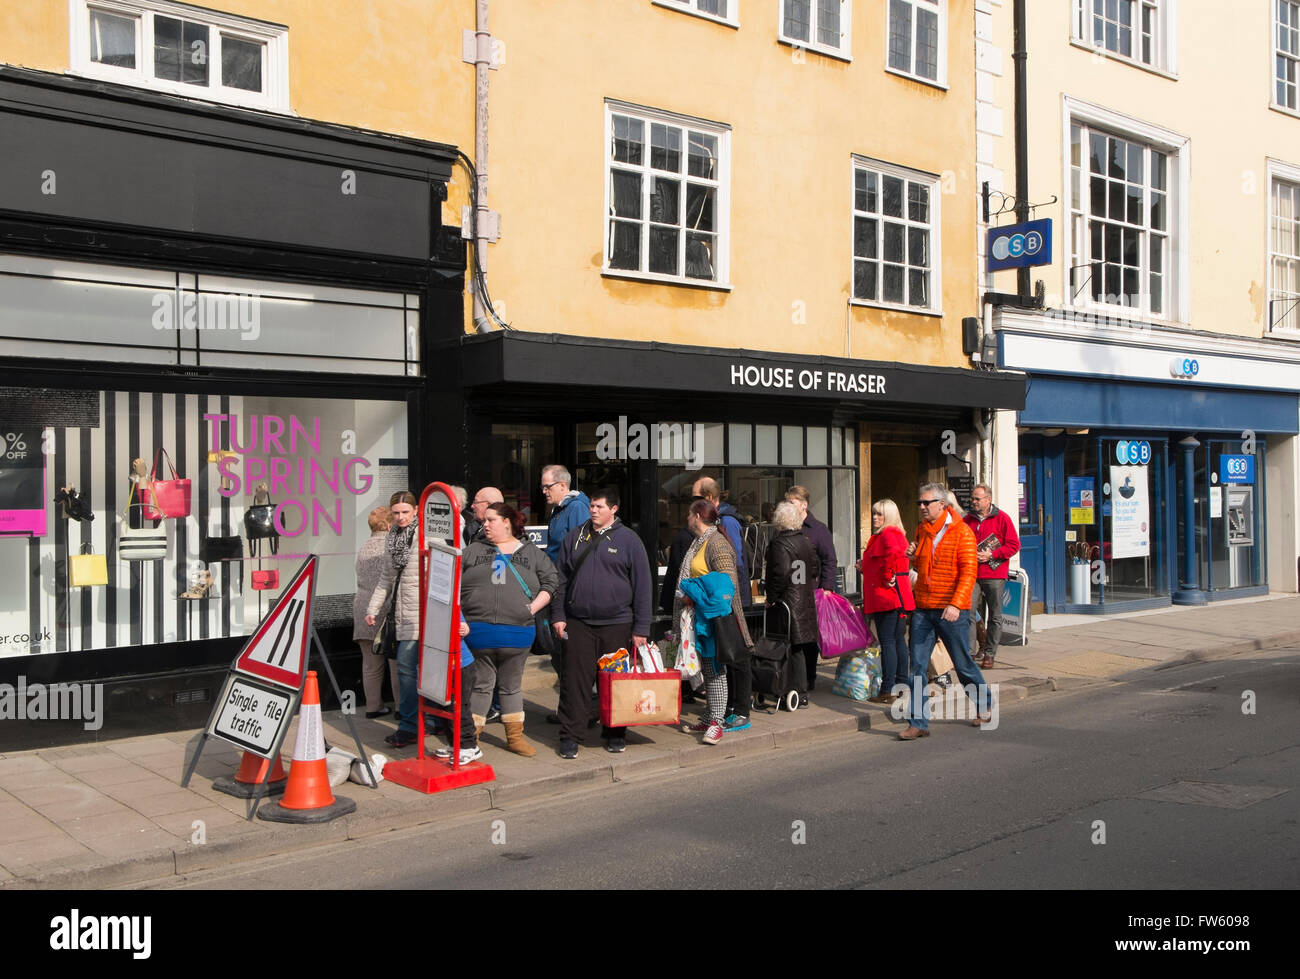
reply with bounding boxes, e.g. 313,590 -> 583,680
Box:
502,712 -> 535,757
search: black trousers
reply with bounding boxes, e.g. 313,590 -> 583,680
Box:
558,618 -> 632,744
726,657 -> 753,717
790,642 -> 818,694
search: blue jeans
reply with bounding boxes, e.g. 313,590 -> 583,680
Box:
873,610 -> 909,691
907,608 -> 989,730
396,639 -> 419,734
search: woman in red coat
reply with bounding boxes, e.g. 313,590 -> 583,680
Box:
859,498 -> 914,704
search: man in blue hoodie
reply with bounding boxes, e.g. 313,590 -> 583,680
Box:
692,477 -> 750,604
551,488 -> 652,758
541,465 -> 590,564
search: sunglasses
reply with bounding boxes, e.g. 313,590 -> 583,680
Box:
918,499 -> 942,506
541,482 -> 559,492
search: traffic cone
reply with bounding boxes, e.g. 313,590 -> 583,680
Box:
257,672 -> 356,823
211,750 -> 288,798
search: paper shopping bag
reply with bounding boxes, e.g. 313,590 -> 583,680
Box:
599,670 -> 682,727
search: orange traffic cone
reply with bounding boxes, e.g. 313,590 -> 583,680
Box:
257,672 -> 357,823
211,750 -> 288,798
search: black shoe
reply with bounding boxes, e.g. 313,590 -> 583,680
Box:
384,730 -> 418,748
604,737 -> 626,753
365,706 -> 392,719
559,739 -> 579,759
486,705 -> 502,723
797,694 -> 810,710
546,712 -> 561,724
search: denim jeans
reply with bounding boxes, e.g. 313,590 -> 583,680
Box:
873,610 -> 909,691
395,639 -> 419,735
907,608 -> 989,730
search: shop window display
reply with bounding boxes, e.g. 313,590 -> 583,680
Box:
0,387 -> 407,657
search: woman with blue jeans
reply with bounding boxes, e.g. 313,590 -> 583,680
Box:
859,498 -> 914,703
365,491 -> 430,749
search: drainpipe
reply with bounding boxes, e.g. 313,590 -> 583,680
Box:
471,0 -> 493,333
1013,0 -> 1030,300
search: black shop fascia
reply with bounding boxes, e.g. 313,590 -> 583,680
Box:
456,331 -> 1025,603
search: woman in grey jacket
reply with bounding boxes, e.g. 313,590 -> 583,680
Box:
460,502 -> 559,756
365,491 -> 424,748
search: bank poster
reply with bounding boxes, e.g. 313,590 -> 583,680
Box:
1068,476 -> 1095,525
1109,466 -> 1150,559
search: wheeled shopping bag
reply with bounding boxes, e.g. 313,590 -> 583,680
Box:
750,601 -> 802,713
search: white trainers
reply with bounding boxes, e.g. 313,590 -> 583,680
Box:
435,744 -> 483,764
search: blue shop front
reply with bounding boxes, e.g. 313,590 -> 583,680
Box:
996,313 -> 1300,613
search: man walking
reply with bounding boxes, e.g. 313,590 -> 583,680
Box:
963,483 -> 1021,669
551,489 -> 652,758
899,482 -> 991,740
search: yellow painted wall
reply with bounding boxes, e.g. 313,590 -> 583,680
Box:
0,0 -> 476,227
988,2 -> 1294,338
480,0 -> 979,368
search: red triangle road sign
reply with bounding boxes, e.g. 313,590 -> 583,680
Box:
234,557 -> 317,690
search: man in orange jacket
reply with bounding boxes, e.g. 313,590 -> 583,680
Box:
898,482 -> 991,739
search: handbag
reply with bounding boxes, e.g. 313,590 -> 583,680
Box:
499,548 -> 559,657
199,534 -> 243,564
244,492 -> 280,555
673,607 -> 702,679
69,544 -> 108,587
891,574 -> 916,613
711,608 -> 749,666
373,589 -> 400,660
118,506 -> 168,561
815,588 -> 873,658
137,448 -> 192,519
252,569 -> 279,590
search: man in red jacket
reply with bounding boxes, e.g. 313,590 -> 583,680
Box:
963,483 -> 1021,669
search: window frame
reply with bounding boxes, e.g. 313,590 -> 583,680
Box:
69,0 -> 290,112
1275,0 -> 1300,116
652,0 -> 739,28
602,100 -> 732,289
777,0 -> 853,61
1267,159 -> 1300,337
1070,0 -> 1178,77
850,155 -> 943,316
884,0 -> 948,89
1062,98 -> 1190,325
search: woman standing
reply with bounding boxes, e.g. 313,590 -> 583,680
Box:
673,499 -> 752,745
860,498 -> 914,704
365,491 -> 424,749
354,505 -> 398,719
764,501 -> 821,708
459,502 -> 559,757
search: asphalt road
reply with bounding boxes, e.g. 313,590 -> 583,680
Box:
142,649 -> 1299,891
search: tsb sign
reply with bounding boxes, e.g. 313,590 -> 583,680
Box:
1169,355 -> 1200,379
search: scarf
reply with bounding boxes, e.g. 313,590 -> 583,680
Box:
386,522 -> 416,569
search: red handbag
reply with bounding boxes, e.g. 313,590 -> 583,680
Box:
252,570 -> 280,590
137,448 -> 192,520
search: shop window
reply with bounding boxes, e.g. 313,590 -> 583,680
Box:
1066,102 -> 1187,322
488,423 -> 554,524
604,101 -> 730,286
653,0 -> 738,27
1269,166 -> 1300,334
779,0 -> 853,60
852,157 -> 942,313
72,0 -> 289,111
0,255 -> 419,376
886,0 -> 946,87
1071,0 -> 1175,73
0,387 -> 408,657
1276,0 -> 1300,113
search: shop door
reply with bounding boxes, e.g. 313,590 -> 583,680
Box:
1016,437 -> 1058,612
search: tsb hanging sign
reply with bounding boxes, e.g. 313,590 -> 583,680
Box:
987,218 -> 1052,272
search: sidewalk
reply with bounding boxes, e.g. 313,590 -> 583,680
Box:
2,594 -> 1297,889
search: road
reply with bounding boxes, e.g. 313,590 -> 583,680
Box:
139,649 -> 1299,890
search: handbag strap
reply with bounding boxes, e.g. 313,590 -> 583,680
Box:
149,447 -> 179,481
498,546 -> 534,601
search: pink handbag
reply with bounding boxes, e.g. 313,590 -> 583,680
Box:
815,588 -> 873,658
137,448 -> 192,519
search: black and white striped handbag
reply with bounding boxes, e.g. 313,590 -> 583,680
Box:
118,499 -> 168,562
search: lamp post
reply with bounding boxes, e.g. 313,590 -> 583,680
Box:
1172,435 -> 1208,605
